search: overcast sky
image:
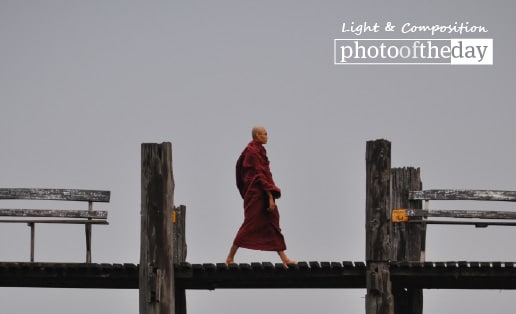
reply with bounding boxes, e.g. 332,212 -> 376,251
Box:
1,1 -> 515,313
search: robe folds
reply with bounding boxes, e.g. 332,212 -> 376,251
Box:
232,140 -> 287,251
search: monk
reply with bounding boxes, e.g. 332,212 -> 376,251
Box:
226,126 -> 296,267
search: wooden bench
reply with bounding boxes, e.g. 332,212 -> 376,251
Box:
392,189 -> 516,227
0,188 -> 110,263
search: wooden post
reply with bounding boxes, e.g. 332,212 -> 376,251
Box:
85,201 -> 93,263
391,167 -> 425,314
365,139 -> 394,314
140,143 -> 176,314
173,205 -> 187,314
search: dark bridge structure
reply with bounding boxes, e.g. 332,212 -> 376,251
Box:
1,140 -> 516,314
2,260 -> 516,291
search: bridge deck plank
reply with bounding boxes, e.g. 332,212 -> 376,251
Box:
1,261 -> 516,290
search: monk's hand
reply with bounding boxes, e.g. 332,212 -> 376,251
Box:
266,191 -> 277,212
267,196 -> 277,212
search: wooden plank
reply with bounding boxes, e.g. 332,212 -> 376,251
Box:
172,205 -> 187,264
458,261 -> 469,268
4,261 -> 516,290
174,260 -> 516,290
240,263 -> 252,271
409,220 -> 516,227
251,262 -> 264,271
0,219 -> 108,224
274,263 -> 286,270
405,208 -> 516,220
0,209 -> 108,219
173,261 -> 366,289
297,261 -> 310,271
409,190 -> 516,202
389,261 -> 516,289
262,262 -> 274,270
203,263 -> 216,272
0,262 -> 138,289
216,263 -> 229,271
309,261 -> 321,269
228,263 -> 239,271
320,262 -> 332,270
0,188 -> 110,202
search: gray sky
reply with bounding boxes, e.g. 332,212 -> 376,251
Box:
1,0 -> 515,313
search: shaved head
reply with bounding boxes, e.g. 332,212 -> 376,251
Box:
252,126 -> 268,144
252,126 -> 266,139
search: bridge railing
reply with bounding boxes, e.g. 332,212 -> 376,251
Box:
393,189 -> 516,227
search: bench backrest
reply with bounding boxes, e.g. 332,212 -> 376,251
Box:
409,189 -> 516,202
0,188 -> 110,202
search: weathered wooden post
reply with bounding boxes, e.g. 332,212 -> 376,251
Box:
140,143 -> 176,314
365,139 -> 394,314
173,205 -> 187,314
85,200 -> 93,263
391,167 -> 425,314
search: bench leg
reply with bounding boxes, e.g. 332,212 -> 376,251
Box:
85,223 -> 91,263
28,223 -> 35,262
85,201 -> 93,263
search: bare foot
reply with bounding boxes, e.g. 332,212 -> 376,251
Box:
278,251 -> 296,267
225,245 -> 239,265
282,259 -> 298,267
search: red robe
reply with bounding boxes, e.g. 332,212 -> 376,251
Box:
232,140 -> 287,251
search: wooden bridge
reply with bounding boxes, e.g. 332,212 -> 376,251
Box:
3,260 -> 516,290
1,140 -> 516,314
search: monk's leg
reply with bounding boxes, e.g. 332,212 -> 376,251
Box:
226,245 -> 239,264
278,251 -> 297,266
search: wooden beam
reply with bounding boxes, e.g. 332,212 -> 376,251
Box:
173,205 -> 187,264
0,209 -> 108,219
140,143 -> 176,314
391,261 -> 516,289
391,168 -> 425,262
0,188 -> 110,202
0,219 -> 108,224
3,261 -> 516,290
175,261 -> 366,289
0,262 -> 138,289
409,220 -> 516,227
173,205 -> 187,314
394,208 -> 516,227
390,167 -> 424,314
365,139 -> 393,314
403,208 -> 516,220
409,190 -> 516,202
